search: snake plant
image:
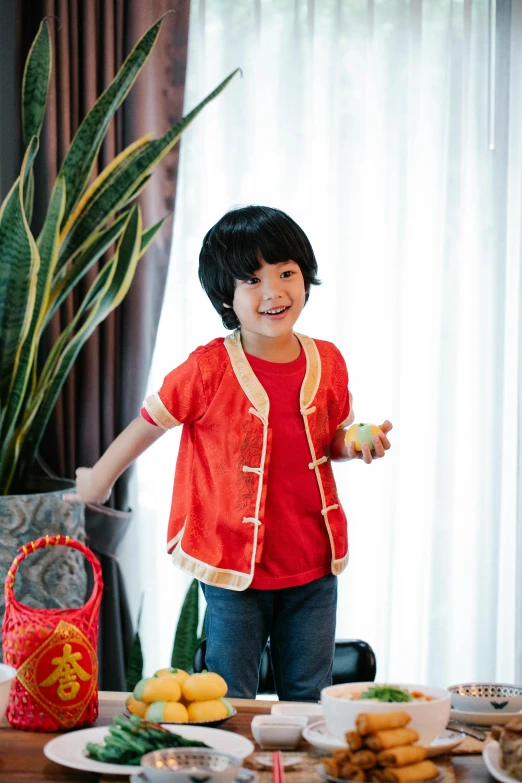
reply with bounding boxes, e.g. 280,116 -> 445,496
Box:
171,578 -> 207,673
0,17 -> 238,494
125,579 -> 206,689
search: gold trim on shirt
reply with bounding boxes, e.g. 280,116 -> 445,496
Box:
144,393 -> 182,429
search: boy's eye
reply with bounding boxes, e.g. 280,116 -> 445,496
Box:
244,277 -> 260,284
281,270 -> 294,278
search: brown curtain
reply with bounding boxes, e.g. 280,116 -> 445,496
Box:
16,0 -> 191,688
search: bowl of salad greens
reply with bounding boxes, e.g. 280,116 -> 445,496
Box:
320,682 -> 451,746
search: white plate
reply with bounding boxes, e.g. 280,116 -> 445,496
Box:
43,724 -> 255,776
303,719 -> 465,757
450,707 -> 522,727
130,770 -> 257,783
317,762 -> 445,783
483,740 -> 520,783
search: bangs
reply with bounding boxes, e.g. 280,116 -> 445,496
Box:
225,219 -> 309,282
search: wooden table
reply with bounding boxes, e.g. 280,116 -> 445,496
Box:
0,692 -> 493,782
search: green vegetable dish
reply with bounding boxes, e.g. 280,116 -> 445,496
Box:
85,714 -> 210,766
354,685 -> 433,702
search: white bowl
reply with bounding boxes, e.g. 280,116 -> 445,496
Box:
270,702 -> 323,725
321,682 -> 451,746
251,714 -> 307,750
448,683 -> 522,714
140,747 -> 242,782
0,664 -> 16,725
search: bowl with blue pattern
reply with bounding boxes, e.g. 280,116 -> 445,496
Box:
140,747 -> 243,782
449,683 -> 522,714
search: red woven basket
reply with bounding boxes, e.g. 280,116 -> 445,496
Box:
2,535 -> 103,731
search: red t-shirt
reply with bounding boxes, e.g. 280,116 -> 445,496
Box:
141,346 -> 346,590
245,349 -> 333,589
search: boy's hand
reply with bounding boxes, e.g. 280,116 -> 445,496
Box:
345,420 -> 393,464
62,468 -> 112,505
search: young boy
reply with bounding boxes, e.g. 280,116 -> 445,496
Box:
65,206 -> 392,700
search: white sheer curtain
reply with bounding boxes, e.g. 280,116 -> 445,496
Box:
128,0 -> 522,687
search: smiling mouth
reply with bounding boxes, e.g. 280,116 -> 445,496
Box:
260,306 -> 291,316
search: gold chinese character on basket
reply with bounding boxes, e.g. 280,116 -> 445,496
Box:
39,643 -> 91,701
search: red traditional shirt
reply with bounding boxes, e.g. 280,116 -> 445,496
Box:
144,330 -> 354,591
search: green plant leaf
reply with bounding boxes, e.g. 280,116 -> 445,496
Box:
140,217 -> 167,256
0,138 -> 40,412
0,174 -> 66,474
22,19 -> 51,146
58,68 -> 240,264
126,594 -> 144,692
197,607 -> 207,646
171,580 -> 200,673
56,134 -> 153,272
42,213 -> 164,340
24,168 -> 35,228
44,210 -> 131,329
5,206 -> 142,492
120,173 -> 153,209
59,18 -> 163,223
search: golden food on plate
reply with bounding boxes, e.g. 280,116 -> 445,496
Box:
377,761 -> 439,782
350,750 -> 378,769
365,729 -> 420,751
340,764 -> 366,782
495,715 -> 522,781
320,711 -> 439,782
356,712 -> 411,735
182,671 -> 228,702
153,667 -> 190,688
125,695 -> 148,718
128,668 -> 230,723
134,676 -> 182,703
187,698 -> 234,723
377,745 -> 426,767
346,730 -> 364,751
323,757 -> 342,777
145,700 -> 189,723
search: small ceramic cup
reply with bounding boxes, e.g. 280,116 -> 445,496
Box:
251,714 -> 307,750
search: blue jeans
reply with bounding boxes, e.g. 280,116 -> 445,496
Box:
201,574 -> 337,701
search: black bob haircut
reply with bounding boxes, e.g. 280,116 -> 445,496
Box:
198,205 -> 321,330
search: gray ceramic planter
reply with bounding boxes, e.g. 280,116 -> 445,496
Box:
0,477 -> 87,653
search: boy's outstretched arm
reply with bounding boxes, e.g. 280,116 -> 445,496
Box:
330,420 -> 393,464
62,416 -> 165,504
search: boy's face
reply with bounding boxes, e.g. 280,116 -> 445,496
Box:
230,258 -> 306,338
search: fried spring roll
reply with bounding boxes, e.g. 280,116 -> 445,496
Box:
323,758 -> 340,778
356,712 -> 411,735
377,745 -> 427,767
332,749 -> 353,764
339,763 -> 366,781
381,760 -> 439,782
346,730 -> 364,751
351,749 -> 378,769
365,728 -> 419,751
368,772 -> 390,782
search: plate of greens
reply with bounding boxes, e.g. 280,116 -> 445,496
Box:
43,714 -> 254,775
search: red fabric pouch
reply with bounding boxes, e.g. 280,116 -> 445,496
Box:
2,535 -> 103,731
